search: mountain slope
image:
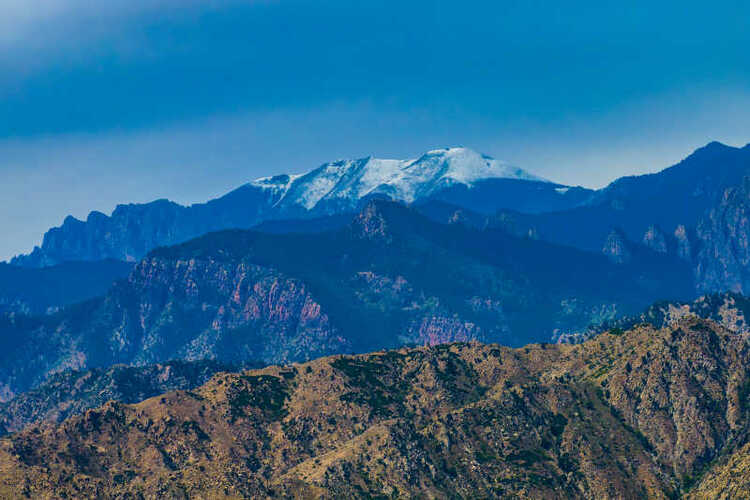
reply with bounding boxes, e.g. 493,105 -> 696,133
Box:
695,176 -> 750,294
0,317 -> 747,498
0,200 -> 693,400
11,141 -> 750,301
12,147 -> 588,267
0,360 -> 248,435
493,142 -> 750,253
0,260 -> 133,315
556,292 -> 750,344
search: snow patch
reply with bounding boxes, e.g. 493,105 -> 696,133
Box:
250,147 -> 550,211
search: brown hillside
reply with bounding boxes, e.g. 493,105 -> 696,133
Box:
0,317 -> 748,498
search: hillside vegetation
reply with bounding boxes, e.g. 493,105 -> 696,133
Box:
1,316 -> 748,498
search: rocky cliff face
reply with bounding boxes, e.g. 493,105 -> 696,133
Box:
1,317 -> 748,498
695,177 -> 750,294
602,228 -> 633,264
0,256 -> 351,401
642,224 -> 669,253
673,224 -> 694,261
126,256 -> 348,364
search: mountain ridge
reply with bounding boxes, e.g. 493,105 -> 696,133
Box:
0,359 -> 250,435
0,260 -> 133,315
0,200 -> 693,400
1,316 -> 748,498
12,147 -> 586,267
12,140 -> 750,294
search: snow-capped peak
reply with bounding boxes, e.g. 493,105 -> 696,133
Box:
251,147 -> 547,211
405,147 -> 547,186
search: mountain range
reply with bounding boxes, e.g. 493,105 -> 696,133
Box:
2,141 -> 750,399
0,199 -> 694,401
8,142 -> 750,298
4,141 -> 750,497
1,315 -> 748,498
10,147 -> 591,268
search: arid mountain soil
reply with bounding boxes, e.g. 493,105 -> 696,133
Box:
0,360 -> 246,435
1,316 -> 748,498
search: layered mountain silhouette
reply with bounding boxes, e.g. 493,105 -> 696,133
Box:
0,200 -> 693,400
493,141 -> 750,252
5,140 -> 750,401
11,147 -> 590,267
10,141 -> 750,298
4,142 -> 750,498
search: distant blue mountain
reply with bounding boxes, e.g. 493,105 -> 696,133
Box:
503,141 -> 750,253
11,147 -> 590,267
0,260 -> 133,315
11,141 -> 750,296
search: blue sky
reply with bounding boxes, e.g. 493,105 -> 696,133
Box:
1,0 -> 750,260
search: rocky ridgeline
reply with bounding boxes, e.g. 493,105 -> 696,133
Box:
0,256 -> 351,401
0,360 -> 244,435
1,317 -> 749,498
556,291 -> 750,344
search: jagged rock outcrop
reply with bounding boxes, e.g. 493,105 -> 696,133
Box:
674,224 -> 694,261
556,291 -> 750,344
350,199 -> 393,241
1,318 -> 749,498
642,224 -> 669,253
602,228 -> 633,264
695,177 -> 750,293
13,188 -> 284,266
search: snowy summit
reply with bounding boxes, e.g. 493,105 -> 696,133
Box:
251,147 -> 548,211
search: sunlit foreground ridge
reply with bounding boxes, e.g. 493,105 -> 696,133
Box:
1,316 -> 748,499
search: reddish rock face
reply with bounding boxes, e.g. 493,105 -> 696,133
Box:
0,199 -> 697,402
122,256 -> 351,365
0,255 -> 353,401
349,270 -> 509,347
0,249 -> 512,400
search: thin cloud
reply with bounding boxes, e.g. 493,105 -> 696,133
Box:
0,1 -> 264,46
